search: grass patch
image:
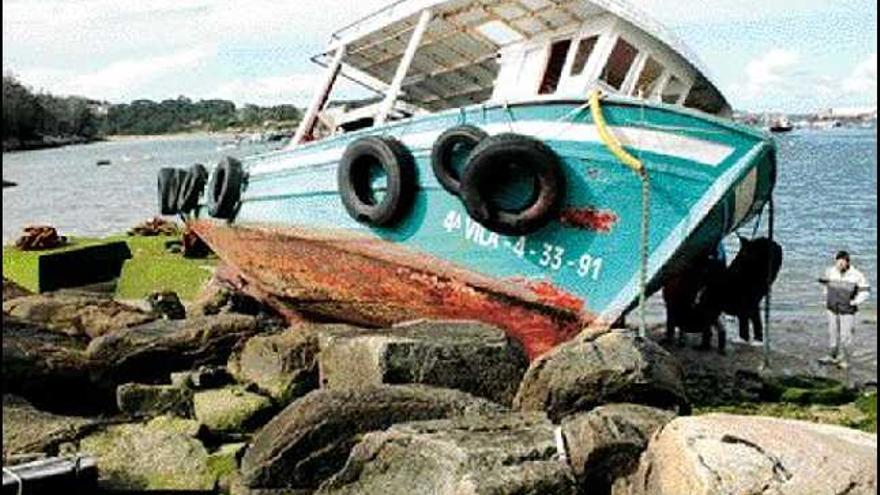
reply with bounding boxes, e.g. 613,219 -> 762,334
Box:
112,234 -> 217,301
3,236 -> 109,292
3,233 -> 216,301
694,377 -> 877,433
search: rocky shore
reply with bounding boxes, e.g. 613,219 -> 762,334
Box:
2,272 -> 876,494
1,222 -> 877,494
2,135 -> 104,153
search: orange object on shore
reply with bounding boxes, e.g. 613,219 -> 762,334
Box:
15,225 -> 68,251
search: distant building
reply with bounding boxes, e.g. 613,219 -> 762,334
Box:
818,106 -> 877,119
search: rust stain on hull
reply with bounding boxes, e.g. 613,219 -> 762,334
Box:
192,221 -> 595,360
559,207 -> 618,233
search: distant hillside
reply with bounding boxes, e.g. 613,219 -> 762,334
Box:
3,74 -> 102,151
2,73 -> 303,151
103,97 -> 301,135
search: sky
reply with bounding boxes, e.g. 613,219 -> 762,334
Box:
2,0 -> 876,113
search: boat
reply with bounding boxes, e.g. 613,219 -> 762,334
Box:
161,0 -> 776,360
768,115 -> 793,133
95,159 -> 111,166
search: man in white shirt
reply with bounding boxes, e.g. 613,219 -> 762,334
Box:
818,251 -> 870,368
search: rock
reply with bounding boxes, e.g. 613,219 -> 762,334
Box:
116,383 -> 193,418
621,413 -> 877,495
2,395 -> 106,460
228,327 -> 319,404
79,415 -> 215,490
514,329 -> 689,422
86,313 -> 267,386
318,412 -> 576,495
240,384 -> 503,490
193,278 -> 273,317
317,320 -> 528,405
146,290 -> 186,320
3,277 -> 31,302
2,316 -> 107,414
193,386 -> 274,434
3,291 -> 156,339
170,365 -> 233,390
208,442 -> 248,491
560,403 -> 675,492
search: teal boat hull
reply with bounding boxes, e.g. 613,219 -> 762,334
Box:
192,96 -> 775,358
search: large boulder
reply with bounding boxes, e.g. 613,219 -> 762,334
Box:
318,320 -> 528,405
193,386 -> 274,434
318,412 -> 576,495
239,384 -> 503,490
116,383 -> 194,418
3,277 -> 31,302
86,314 -> 267,386
79,415 -> 216,491
514,328 -> 688,421
228,326 -> 320,404
620,413 -> 877,495
561,403 -> 675,492
2,316 -> 107,413
3,395 -> 106,461
3,291 -> 156,339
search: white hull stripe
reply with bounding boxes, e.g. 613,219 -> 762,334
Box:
248,121 -> 736,176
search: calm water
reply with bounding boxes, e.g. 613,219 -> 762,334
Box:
3,129 -> 877,322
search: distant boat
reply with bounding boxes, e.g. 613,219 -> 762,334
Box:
3,179 -> 17,188
768,116 -> 793,133
96,159 -> 111,166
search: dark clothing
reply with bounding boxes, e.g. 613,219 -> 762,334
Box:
825,280 -> 858,314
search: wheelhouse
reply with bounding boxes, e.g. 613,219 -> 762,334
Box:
290,0 -> 731,146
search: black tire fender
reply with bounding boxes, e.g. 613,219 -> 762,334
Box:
158,167 -> 187,215
176,163 -> 209,213
207,157 -> 244,219
337,136 -> 417,226
460,133 -> 565,236
430,124 -> 488,196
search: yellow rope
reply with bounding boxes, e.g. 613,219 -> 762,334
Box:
589,89 -> 650,338
589,90 -> 644,174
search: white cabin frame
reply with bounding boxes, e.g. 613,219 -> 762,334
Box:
289,0 -> 729,148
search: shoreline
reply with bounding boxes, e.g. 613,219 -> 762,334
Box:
104,131 -> 241,142
2,136 -> 105,153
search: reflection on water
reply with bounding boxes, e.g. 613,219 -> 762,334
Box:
3,129 -> 877,326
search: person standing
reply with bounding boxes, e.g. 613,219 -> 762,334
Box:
818,251 -> 870,368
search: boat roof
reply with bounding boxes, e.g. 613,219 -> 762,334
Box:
315,0 -> 728,112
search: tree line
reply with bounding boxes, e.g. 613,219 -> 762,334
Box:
3,74 -> 101,143
2,73 -> 302,147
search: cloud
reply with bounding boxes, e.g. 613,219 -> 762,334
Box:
15,47 -> 214,101
842,53 -> 877,94
741,49 -> 801,97
209,72 -> 372,106
73,47 -> 213,97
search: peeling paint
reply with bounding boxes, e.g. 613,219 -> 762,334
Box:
192,221 -> 593,360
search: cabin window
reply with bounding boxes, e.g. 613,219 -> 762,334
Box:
661,75 -> 686,103
601,37 -> 639,90
632,56 -> 663,98
539,39 -> 572,94
569,35 -> 599,76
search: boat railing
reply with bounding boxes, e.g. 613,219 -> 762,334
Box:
331,0 -> 412,40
